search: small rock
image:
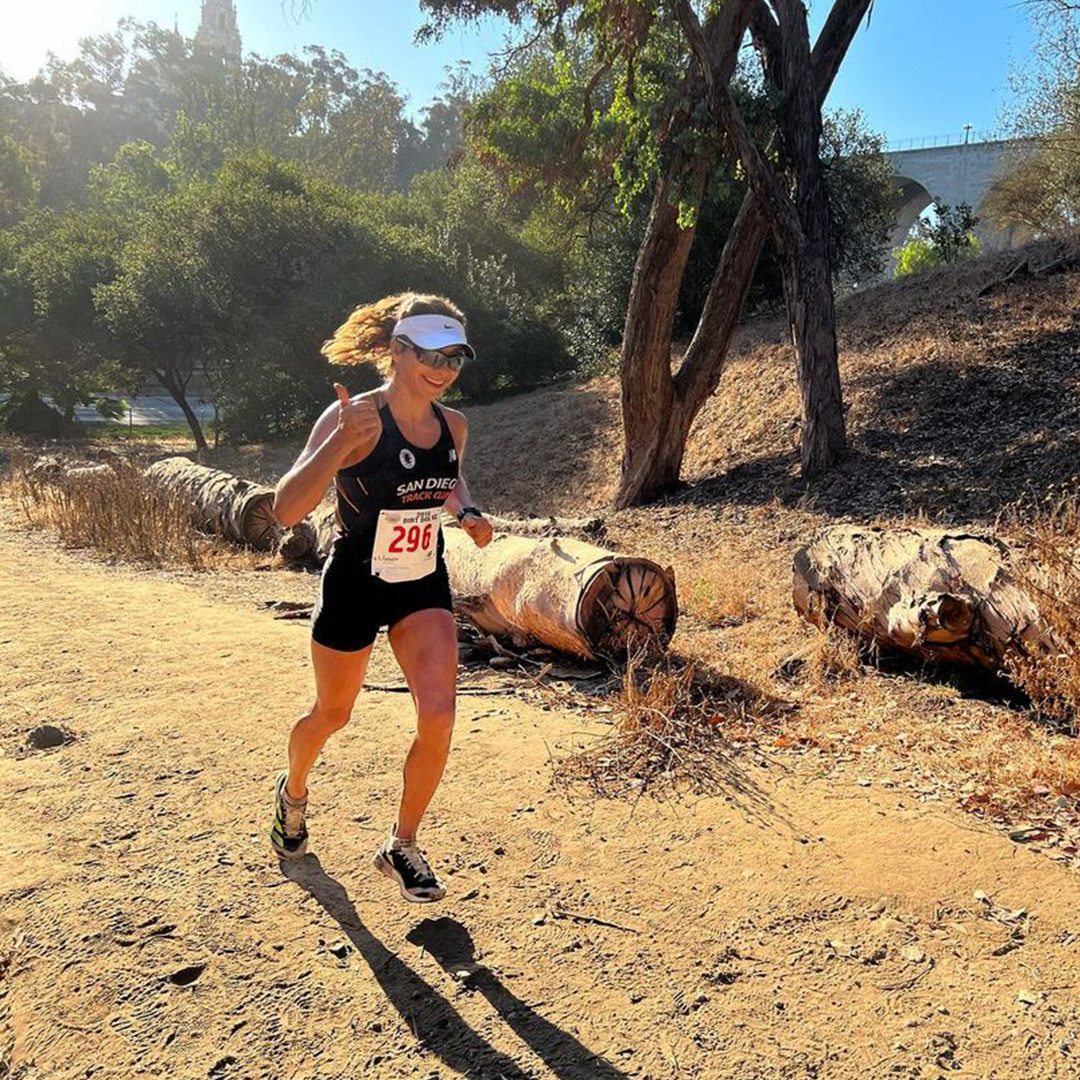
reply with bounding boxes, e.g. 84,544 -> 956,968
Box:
532,913 -> 547,926
1018,989 -> 1042,1006
27,725 -> 69,750
168,963 -> 206,986
489,656 -> 516,670
901,945 -> 925,963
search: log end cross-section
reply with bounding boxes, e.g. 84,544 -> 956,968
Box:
445,529 -> 678,660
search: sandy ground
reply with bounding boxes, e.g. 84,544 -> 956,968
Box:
4,517 -> 1080,1080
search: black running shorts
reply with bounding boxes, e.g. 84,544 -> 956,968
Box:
311,536 -> 454,653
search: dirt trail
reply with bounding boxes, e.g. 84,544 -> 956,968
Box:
3,521 -> 1080,1080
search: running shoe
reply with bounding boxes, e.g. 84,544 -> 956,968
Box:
373,830 -> 446,902
270,770 -> 308,859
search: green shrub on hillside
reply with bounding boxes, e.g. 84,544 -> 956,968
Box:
893,202 -> 981,278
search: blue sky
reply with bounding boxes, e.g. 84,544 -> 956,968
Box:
2,1 -> 1037,142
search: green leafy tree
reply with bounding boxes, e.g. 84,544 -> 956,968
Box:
0,205 -> 130,431
95,154 -> 351,450
893,201 -> 980,277
0,134 -> 39,228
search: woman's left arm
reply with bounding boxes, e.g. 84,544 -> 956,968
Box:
443,409 -> 493,549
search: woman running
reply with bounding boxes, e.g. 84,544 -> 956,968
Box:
269,292 -> 493,902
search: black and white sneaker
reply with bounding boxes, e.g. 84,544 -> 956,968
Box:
270,771 -> 308,859
373,831 -> 446,903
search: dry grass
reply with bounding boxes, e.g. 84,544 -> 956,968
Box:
1002,487 -> 1080,730
3,451 -> 265,571
809,619 -> 867,686
683,558 -> 757,628
554,645 -> 765,799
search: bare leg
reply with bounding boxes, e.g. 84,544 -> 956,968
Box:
286,638 -> 372,800
386,608 -> 458,841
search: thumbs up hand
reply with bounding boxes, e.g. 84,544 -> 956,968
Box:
332,382 -> 382,450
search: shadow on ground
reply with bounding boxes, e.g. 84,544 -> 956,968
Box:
283,857 -> 630,1080
667,315 -> 1080,524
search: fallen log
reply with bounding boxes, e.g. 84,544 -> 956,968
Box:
792,525 -> 1048,670
443,527 -> 677,660
144,456 -> 307,555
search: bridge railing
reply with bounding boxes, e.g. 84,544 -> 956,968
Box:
885,133 -> 991,152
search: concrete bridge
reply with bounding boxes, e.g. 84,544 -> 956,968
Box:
884,137 -> 1034,271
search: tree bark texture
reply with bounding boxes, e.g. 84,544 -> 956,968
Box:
614,0 -> 755,510
772,0 -> 850,477
614,147 -> 709,511
443,527 -> 678,660
779,229 -> 847,478
144,457 -> 295,553
792,525 -> 1048,671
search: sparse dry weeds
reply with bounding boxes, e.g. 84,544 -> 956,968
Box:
1002,487 -> 1080,729
683,558 -> 757,628
554,645 -> 766,799
3,450 -> 267,571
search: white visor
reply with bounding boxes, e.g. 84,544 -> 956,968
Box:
391,314 -> 475,360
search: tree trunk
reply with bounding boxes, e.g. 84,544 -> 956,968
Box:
157,369 -> 208,453
618,0 -> 872,506
780,230 -> 847,478
614,165 -> 708,510
674,195 -> 771,417
775,0 -> 848,478
614,0 -> 755,510
792,525 -> 1047,670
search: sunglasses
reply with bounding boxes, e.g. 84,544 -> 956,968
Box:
396,336 -> 470,372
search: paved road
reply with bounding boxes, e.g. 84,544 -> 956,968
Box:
72,396 -> 216,426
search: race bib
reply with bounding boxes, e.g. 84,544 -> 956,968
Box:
371,507 -> 441,582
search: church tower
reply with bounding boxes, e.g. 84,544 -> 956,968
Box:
194,0 -> 242,63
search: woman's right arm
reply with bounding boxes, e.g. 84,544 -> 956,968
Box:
272,384 -> 381,528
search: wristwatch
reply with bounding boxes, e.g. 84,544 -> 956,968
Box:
456,506 -> 482,523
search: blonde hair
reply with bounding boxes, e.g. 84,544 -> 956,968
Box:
320,292 -> 467,374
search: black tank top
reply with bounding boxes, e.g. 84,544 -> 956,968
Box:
333,398 -> 459,562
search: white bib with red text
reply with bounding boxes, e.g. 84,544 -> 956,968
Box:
371,507 -> 441,582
